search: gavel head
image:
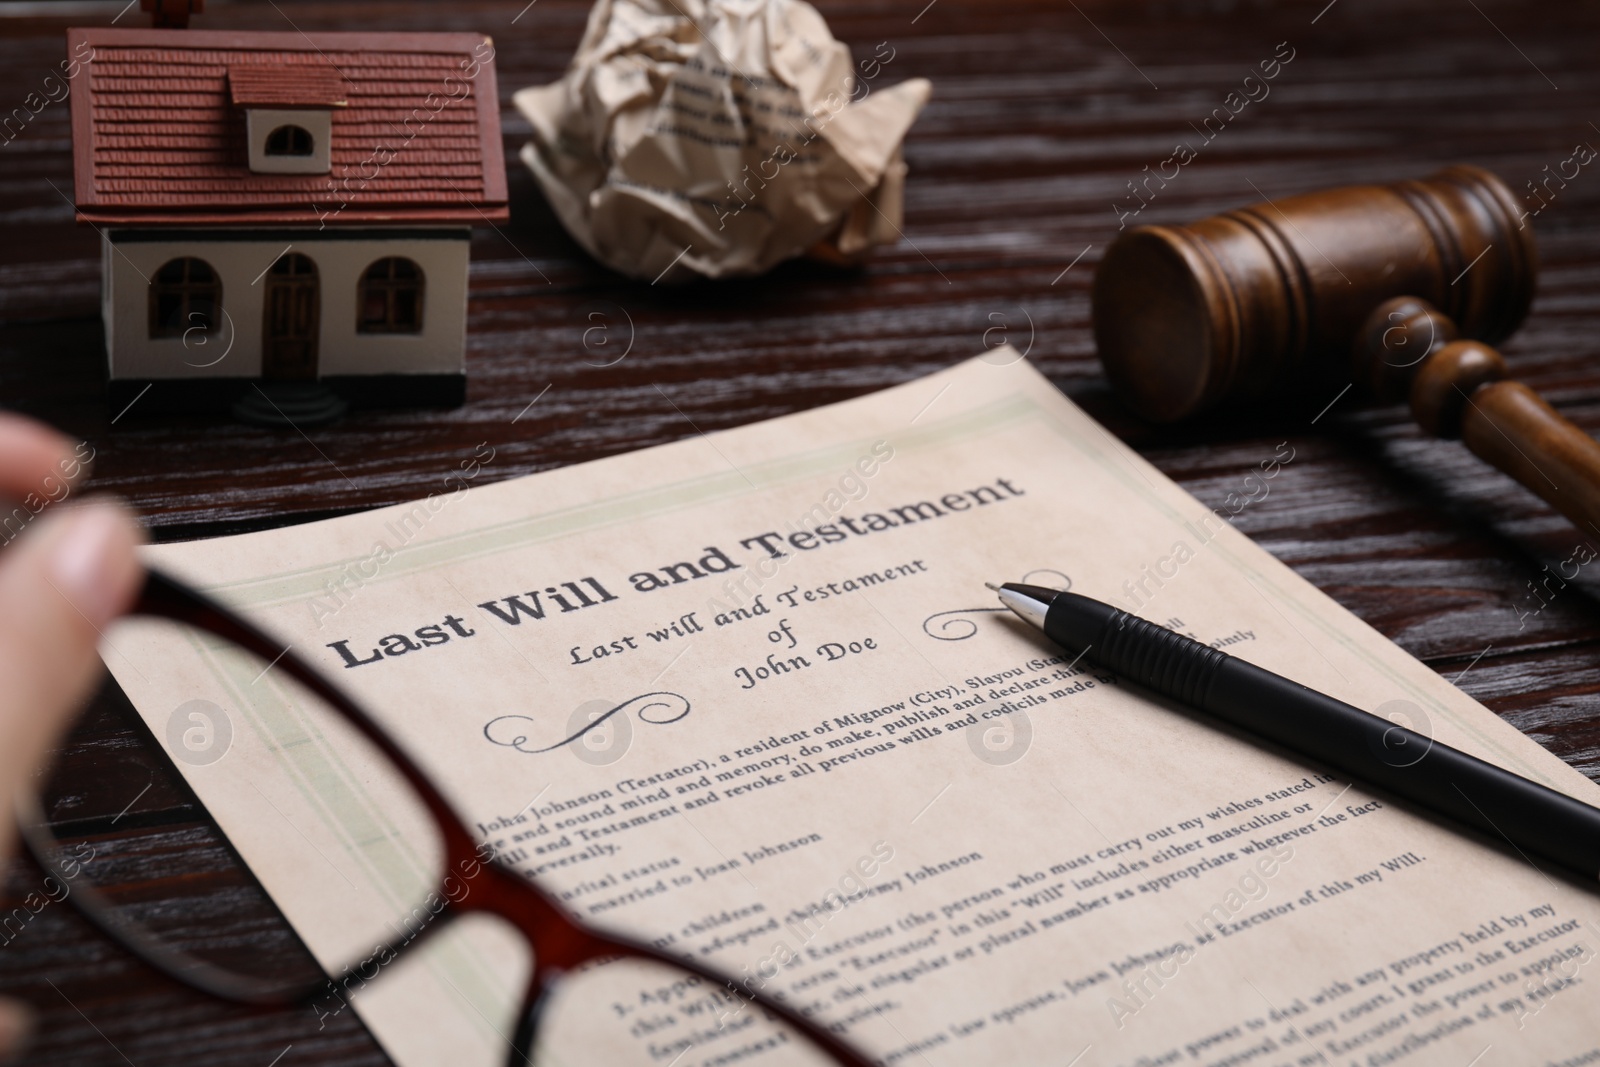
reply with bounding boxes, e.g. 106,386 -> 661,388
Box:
1091,165 -> 1537,422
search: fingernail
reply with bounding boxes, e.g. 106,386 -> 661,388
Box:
66,439 -> 95,485
0,997 -> 33,1064
48,506 -> 129,628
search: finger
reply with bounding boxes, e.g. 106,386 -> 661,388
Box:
0,414 -> 90,503
0,501 -> 144,819
0,996 -> 32,1063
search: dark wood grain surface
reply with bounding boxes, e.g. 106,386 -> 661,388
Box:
3,0 -> 1599,1062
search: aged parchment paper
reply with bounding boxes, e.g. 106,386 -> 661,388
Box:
117,353 -> 1600,1066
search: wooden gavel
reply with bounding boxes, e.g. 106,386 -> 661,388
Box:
1094,164 -> 1600,537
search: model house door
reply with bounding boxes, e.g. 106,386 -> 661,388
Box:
262,253 -> 319,379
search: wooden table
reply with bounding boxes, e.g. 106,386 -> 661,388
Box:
2,0 -> 1597,1061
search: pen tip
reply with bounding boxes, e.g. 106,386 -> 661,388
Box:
984,581 -> 1001,592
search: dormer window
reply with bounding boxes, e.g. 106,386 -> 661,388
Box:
265,124 -> 314,157
228,64 -> 345,175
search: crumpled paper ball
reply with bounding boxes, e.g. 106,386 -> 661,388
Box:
513,0 -> 932,281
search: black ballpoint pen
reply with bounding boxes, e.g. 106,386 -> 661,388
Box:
992,582 -> 1600,883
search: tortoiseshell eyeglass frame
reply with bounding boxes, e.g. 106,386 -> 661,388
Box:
18,567 -> 874,1067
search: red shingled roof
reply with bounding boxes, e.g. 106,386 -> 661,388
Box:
68,28 -> 508,226
228,64 -> 348,109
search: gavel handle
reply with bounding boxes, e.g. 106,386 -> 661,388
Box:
1460,381 -> 1600,539
1357,299 -> 1600,540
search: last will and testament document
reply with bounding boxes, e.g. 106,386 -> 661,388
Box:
117,353 -> 1600,1066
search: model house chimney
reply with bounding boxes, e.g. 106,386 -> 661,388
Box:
143,0 -> 203,28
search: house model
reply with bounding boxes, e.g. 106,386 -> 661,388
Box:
67,19 -> 507,422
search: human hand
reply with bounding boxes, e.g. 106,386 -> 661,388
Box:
0,415 -> 143,1060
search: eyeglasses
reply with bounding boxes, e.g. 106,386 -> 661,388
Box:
18,567 -> 875,1067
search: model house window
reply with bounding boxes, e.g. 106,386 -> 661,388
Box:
358,257 -> 424,333
149,257 -> 221,338
231,65 -> 341,174
264,124 -> 314,156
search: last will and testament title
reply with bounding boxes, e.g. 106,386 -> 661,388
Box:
323,440 -> 1025,670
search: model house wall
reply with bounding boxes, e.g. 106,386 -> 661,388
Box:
103,231 -> 469,381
